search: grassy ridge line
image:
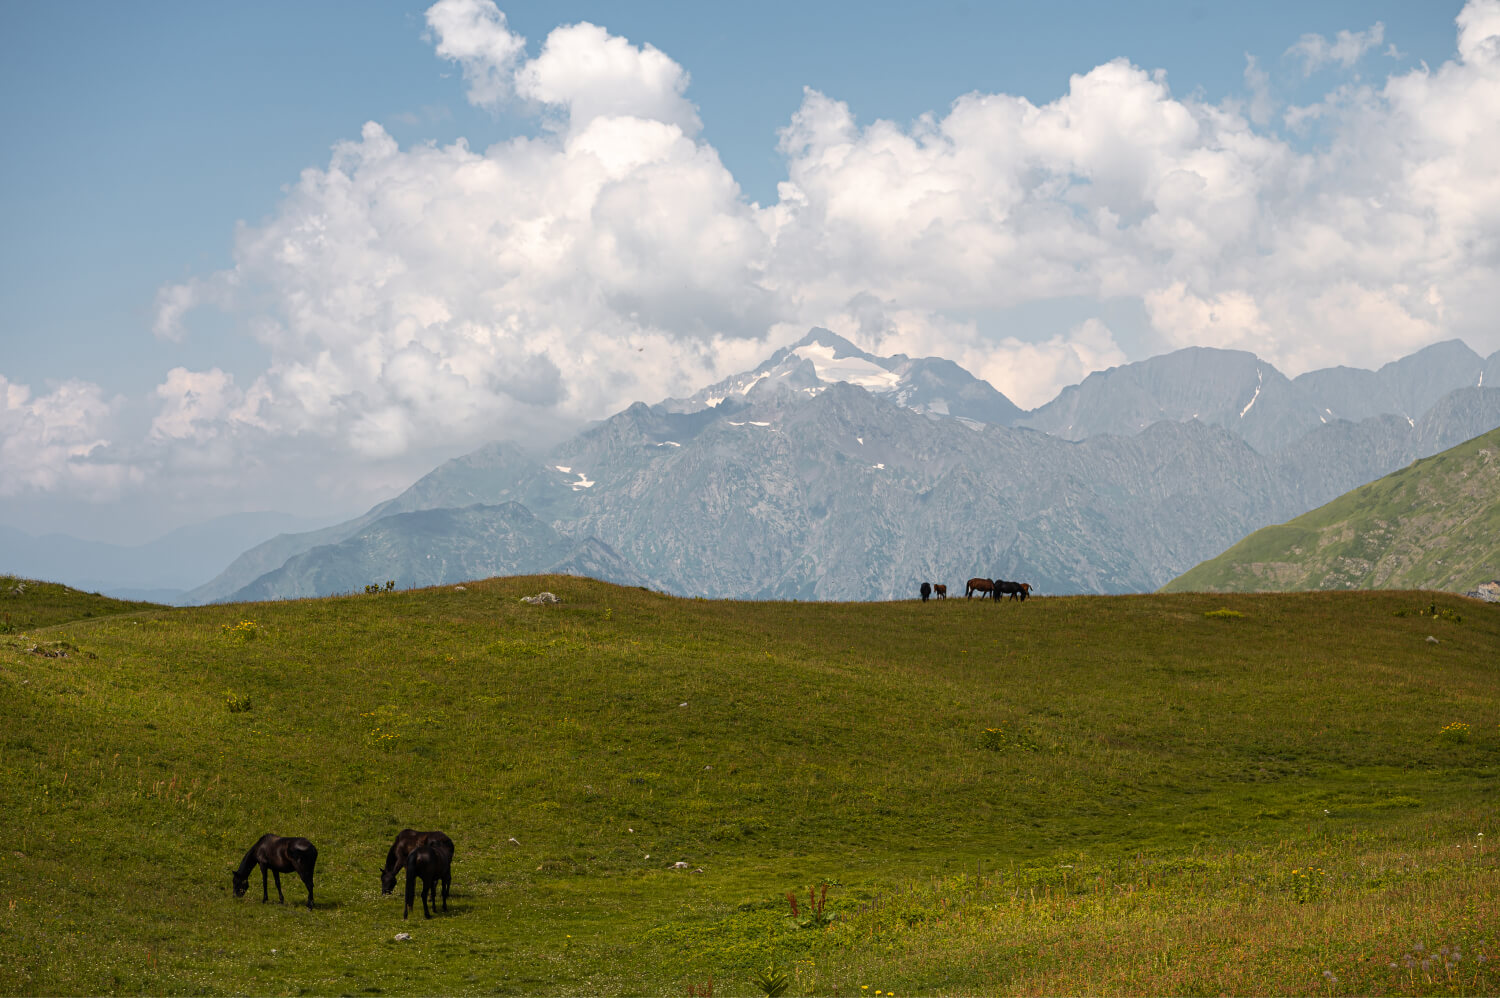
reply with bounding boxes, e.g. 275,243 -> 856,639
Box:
0,574 -> 166,632
0,576 -> 1495,995
1165,426 -> 1500,593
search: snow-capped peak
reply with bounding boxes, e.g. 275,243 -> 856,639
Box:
659,327 -> 1022,427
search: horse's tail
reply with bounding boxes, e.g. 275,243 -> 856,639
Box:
404,852 -> 418,918
433,837 -> 455,871
287,839 -> 317,908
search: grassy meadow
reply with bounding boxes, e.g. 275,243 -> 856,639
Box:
0,575 -> 1495,995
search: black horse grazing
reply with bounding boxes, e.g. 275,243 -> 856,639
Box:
232,834 -> 317,909
965,577 -> 995,599
995,580 -> 1034,601
403,839 -> 455,919
920,582 -> 932,602
380,829 -> 454,894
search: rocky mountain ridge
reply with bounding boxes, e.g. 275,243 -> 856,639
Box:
186,331 -> 1500,603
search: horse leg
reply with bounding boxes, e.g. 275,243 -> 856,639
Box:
422,877 -> 434,919
261,865 -> 269,903
441,872 -> 450,911
301,868 -> 315,910
273,869 -> 285,903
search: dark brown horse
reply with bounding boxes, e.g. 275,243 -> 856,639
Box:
232,834 -> 317,909
380,829 -> 455,895
995,580 -> 1034,601
965,578 -> 995,599
933,584 -> 947,599
403,838 -> 455,919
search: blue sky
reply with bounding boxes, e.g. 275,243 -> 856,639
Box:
0,0 -> 1492,541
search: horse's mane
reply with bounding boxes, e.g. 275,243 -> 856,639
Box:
233,846 -> 259,880
383,829 -> 418,878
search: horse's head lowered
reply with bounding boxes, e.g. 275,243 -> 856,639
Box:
231,869 -> 250,897
380,865 -> 400,895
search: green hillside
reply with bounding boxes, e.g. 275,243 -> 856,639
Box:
0,574 -> 166,632
1165,426 -> 1500,594
1,576 -> 1496,995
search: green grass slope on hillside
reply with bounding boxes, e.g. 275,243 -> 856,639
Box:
0,576 -> 1496,995
1164,427 -> 1500,594
0,574 -> 165,632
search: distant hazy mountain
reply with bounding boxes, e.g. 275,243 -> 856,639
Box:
0,511 -> 336,603
192,332 -> 1500,603
182,442 -> 570,604
232,503 -> 644,602
1018,340 -> 1496,454
1163,426 -> 1500,594
1291,340 -> 1491,424
1017,347 -> 1317,453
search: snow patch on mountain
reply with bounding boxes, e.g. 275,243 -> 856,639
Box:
791,341 -> 901,391
1240,370 -> 1263,418
659,328 -> 1021,429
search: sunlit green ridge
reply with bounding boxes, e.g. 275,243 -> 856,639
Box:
1165,426 -> 1500,594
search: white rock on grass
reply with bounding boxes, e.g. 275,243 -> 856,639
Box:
394,933 -> 411,942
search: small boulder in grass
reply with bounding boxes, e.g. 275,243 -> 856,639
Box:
521,592 -> 561,605
1427,635 -> 1440,644
394,932 -> 411,942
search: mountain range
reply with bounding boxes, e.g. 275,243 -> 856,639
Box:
184,329 -> 1500,603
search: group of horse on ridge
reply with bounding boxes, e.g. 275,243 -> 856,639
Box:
232,829 -> 453,919
919,579 -> 1033,602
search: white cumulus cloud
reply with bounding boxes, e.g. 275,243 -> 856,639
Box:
0,376 -> 138,498
424,0 -> 527,110
1288,22 -> 1387,75
973,320 -> 1130,411
8,0 -> 1499,515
